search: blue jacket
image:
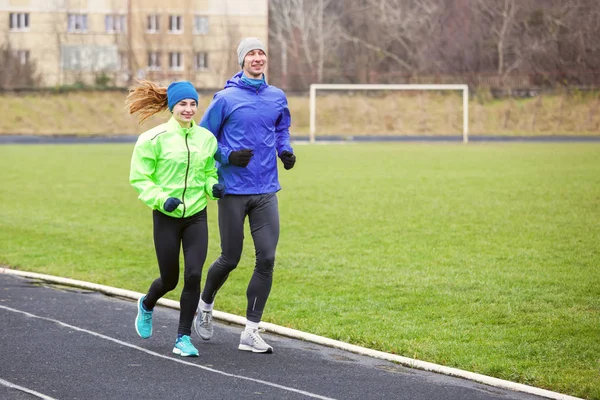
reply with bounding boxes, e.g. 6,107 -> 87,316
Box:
199,71 -> 293,195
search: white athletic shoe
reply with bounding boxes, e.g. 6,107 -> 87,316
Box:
238,328 -> 273,353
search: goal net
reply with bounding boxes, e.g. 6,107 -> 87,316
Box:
308,84 -> 469,143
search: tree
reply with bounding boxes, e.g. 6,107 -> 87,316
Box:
269,0 -> 339,88
0,41 -> 40,89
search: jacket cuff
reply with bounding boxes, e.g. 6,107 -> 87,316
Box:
217,147 -> 231,165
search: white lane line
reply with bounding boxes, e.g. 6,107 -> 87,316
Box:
0,305 -> 336,400
0,377 -> 58,400
0,268 -> 583,400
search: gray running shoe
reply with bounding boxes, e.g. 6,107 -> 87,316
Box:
238,329 -> 273,353
194,310 -> 213,340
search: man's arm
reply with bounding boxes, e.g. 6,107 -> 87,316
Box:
275,96 -> 293,156
199,94 -> 232,165
203,138 -> 221,199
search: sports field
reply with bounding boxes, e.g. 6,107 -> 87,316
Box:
1,142 -> 598,399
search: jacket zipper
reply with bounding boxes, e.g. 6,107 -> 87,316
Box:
255,88 -> 262,193
181,133 -> 191,218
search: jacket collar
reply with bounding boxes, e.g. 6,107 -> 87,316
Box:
224,71 -> 268,91
166,116 -> 196,135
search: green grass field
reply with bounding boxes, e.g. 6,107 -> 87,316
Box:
1,142 -> 599,399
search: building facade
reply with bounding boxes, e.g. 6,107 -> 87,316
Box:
0,0 -> 268,88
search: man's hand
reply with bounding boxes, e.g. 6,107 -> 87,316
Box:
279,151 -> 296,170
229,149 -> 254,167
212,184 -> 225,199
164,197 -> 182,212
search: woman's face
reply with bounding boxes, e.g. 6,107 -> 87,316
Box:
172,99 -> 197,127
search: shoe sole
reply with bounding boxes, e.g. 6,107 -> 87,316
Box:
135,297 -> 151,339
238,344 -> 273,354
172,347 -> 199,357
193,313 -> 213,341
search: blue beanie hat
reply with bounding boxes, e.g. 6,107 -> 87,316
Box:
167,81 -> 198,111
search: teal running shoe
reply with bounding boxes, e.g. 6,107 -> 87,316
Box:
172,335 -> 199,357
135,295 -> 153,339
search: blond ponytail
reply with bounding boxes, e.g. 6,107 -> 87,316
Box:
125,80 -> 169,125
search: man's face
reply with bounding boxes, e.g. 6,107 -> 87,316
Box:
243,49 -> 267,79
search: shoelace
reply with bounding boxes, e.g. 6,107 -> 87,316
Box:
202,311 -> 212,324
248,330 -> 267,345
179,336 -> 191,344
178,336 -> 195,351
142,309 -> 152,322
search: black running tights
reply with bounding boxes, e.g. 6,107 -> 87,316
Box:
143,209 -> 208,336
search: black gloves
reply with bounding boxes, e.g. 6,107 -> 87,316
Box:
212,184 -> 225,199
279,151 -> 296,170
229,149 -> 254,167
229,148 -> 295,170
164,197 -> 182,212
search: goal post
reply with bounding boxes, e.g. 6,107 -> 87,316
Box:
308,83 -> 470,143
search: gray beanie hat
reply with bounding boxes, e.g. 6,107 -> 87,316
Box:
237,37 -> 267,67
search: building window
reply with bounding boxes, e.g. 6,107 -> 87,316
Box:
168,15 -> 182,33
194,52 -> 208,70
147,15 -> 159,33
68,14 -> 88,33
9,13 -> 29,31
13,50 -> 29,65
169,52 -> 183,71
147,52 -> 161,70
118,52 -> 128,71
193,16 -> 208,35
106,15 -> 126,33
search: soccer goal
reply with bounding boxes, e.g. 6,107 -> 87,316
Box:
309,84 -> 470,143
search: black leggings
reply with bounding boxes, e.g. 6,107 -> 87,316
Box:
143,208 -> 208,336
202,193 -> 279,323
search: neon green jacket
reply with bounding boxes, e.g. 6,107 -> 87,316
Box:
130,117 -> 219,218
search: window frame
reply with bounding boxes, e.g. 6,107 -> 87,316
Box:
105,14 -> 126,33
169,52 -> 184,71
67,13 -> 88,33
147,51 -> 161,71
118,52 -> 128,71
194,52 -> 209,71
147,14 -> 160,33
193,15 -> 209,35
9,12 -> 30,32
13,50 -> 29,65
168,15 -> 183,34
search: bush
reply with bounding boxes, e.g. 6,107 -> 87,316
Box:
95,73 -> 111,88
